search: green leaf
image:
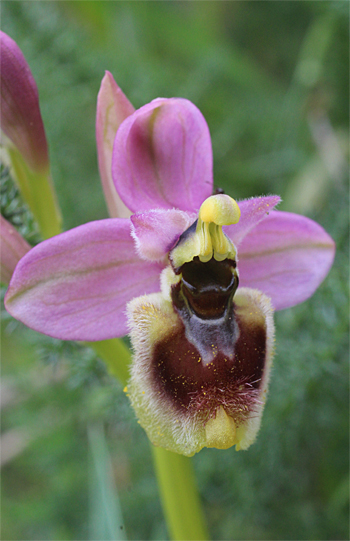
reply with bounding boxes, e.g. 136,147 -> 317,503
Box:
88,423 -> 127,540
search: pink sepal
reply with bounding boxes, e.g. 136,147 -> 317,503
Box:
237,210 -> 336,310
96,72 -> 134,218
112,98 -> 213,213
5,219 -> 163,340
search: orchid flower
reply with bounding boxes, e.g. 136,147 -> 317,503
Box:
5,74 -> 335,457
0,31 -> 61,239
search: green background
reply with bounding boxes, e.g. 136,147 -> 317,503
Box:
1,1 -> 349,540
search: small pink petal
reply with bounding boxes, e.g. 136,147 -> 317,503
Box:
237,210 -> 335,310
5,219 -> 163,340
0,216 -> 30,284
112,98 -> 213,213
131,209 -> 197,262
0,31 -> 49,173
96,72 -> 134,218
224,195 -> 281,246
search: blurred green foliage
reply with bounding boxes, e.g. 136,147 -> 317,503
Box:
1,1 -> 349,540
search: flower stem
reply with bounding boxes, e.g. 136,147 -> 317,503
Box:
152,446 -> 209,541
87,338 -> 130,385
8,146 -> 62,239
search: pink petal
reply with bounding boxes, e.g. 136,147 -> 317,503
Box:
112,98 -> 213,213
224,195 -> 281,246
237,210 -> 335,310
0,31 -> 49,173
0,216 -> 30,284
96,72 -> 134,218
5,219 -> 163,341
131,209 -> 197,262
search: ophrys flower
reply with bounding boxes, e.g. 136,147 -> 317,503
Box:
4,74 -> 335,456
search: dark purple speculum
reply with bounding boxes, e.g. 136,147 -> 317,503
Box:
151,257 -> 267,424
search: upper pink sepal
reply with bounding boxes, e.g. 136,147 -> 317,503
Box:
0,215 -> 30,284
224,195 -> 281,245
131,209 -> 197,262
237,210 -> 336,310
112,98 -> 213,213
0,31 -> 49,173
5,219 -> 163,341
96,72 -> 134,218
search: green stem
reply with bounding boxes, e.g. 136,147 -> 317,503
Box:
87,338 -> 130,386
152,446 -> 209,541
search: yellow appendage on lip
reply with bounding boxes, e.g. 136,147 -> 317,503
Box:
205,406 -> 237,449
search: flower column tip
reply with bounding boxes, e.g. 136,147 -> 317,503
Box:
197,194 -> 241,263
199,194 -> 241,226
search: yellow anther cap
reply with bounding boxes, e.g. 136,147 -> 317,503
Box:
199,194 -> 241,226
170,194 -> 240,268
